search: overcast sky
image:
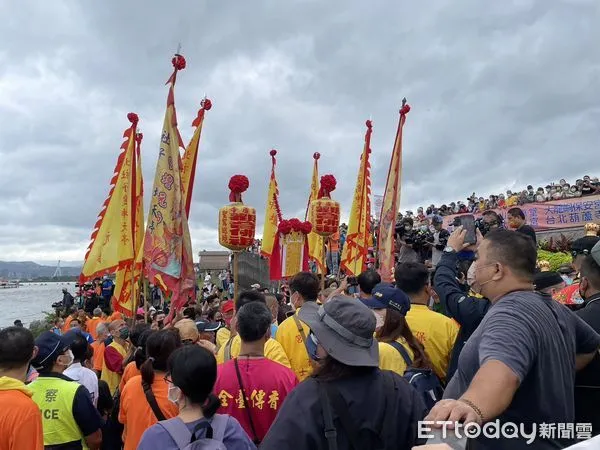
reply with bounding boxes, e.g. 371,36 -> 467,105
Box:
1,0 -> 599,264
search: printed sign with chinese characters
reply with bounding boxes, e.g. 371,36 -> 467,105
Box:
443,195 -> 600,231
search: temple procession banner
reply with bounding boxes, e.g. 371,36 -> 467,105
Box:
377,101 -> 410,282
181,98 -> 212,217
306,153 -> 324,273
143,55 -> 195,314
80,114 -> 141,316
442,195 -> 600,231
112,132 -> 146,316
341,120 -> 373,276
260,150 -> 281,259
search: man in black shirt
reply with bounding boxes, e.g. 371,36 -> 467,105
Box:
507,207 -> 537,244
575,243 -> 600,435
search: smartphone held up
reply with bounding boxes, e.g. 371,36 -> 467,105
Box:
452,214 -> 477,245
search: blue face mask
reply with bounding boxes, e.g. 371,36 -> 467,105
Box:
560,274 -> 573,286
305,332 -> 324,362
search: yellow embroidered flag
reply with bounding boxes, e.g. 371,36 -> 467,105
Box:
134,132 -> 145,263
111,132 -> 146,316
143,54 -> 195,316
306,153 -> 324,272
377,100 -> 411,282
80,113 -> 140,315
181,98 -> 212,217
341,120 -> 373,276
113,131 -> 147,316
260,150 -> 281,258
133,133 -> 145,307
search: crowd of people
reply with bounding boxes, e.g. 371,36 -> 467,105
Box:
403,174 -> 600,220
2,219 -> 600,448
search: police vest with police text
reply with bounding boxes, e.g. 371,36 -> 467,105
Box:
29,375 -> 85,447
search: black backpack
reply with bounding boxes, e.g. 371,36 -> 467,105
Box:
318,372 -> 397,450
388,341 -> 444,410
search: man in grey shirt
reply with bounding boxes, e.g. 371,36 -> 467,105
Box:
427,229 -> 600,449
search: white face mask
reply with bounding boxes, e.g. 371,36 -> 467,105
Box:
167,384 -> 181,404
469,261 -> 497,296
467,261 -> 477,287
428,297 -> 436,308
59,350 -> 74,367
373,309 -> 386,329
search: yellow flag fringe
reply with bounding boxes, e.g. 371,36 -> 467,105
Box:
341,120 -> 373,276
377,100 -> 411,282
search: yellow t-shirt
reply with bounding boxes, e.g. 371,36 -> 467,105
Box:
275,308 -> 313,381
506,195 -> 519,207
406,305 -> 459,382
216,327 -> 231,350
215,336 -> 291,368
378,339 -> 414,376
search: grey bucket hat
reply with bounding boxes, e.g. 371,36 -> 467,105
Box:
299,295 -> 379,367
592,240 -> 600,266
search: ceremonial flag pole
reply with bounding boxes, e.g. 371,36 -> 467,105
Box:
80,113 -> 141,317
260,149 -> 281,259
130,131 -> 144,315
377,99 -> 411,282
143,53 -> 195,320
341,120 -> 373,277
306,152 -> 325,275
181,97 -> 212,216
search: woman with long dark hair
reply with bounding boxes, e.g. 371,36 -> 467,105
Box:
119,325 -> 152,393
119,329 -> 182,450
261,296 -> 427,449
138,345 -> 256,449
372,284 -> 434,375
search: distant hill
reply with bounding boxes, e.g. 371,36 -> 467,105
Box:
0,261 -> 81,279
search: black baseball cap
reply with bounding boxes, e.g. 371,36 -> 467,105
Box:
533,271 -> 564,291
32,331 -> 75,369
196,320 -> 222,333
370,283 -> 411,316
571,236 -> 600,258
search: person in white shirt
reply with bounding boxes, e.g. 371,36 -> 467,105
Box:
63,330 -> 99,406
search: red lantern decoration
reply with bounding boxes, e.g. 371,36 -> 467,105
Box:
310,174 -> 340,237
269,218 -> 312,280
219,175 -> 256,251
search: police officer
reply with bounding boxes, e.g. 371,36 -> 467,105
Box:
29,331 -> 103,449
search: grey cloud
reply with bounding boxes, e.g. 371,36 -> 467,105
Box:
1,0 -> 599,261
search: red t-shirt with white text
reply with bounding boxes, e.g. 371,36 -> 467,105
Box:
214,357 -> 298,442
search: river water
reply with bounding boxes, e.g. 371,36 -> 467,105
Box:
0,282 -> 76,328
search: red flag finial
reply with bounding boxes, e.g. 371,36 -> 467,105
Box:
313,152 -> 320,160
318,174 -> 337,198
127,113 -> 139,126
400,97 -> 411,115
201,98 -> 212,110
228,175 -> 249,203
172,54 -> 186,71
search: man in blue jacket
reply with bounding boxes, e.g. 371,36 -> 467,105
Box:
433,226 -> 490,380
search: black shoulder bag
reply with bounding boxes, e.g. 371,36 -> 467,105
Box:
233,358 -> 261,445
143,380 -> 166,421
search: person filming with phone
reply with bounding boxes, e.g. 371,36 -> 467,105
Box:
433,225 -> 491,380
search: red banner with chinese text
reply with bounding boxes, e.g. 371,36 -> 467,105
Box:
442,195 -> 600,231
